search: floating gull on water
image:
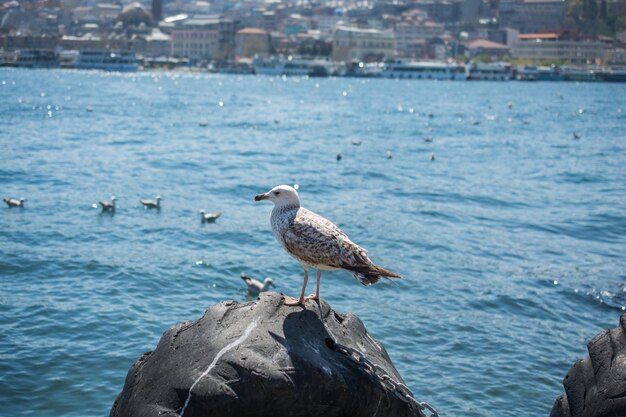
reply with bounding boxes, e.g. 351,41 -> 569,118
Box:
423,135 -> 433,142
351,139 -> 362,146
573,132 -> 581,140
4,198 -> 25,208
254,185 -> 401,306
198,121 -> 208,127
240,273 -> 274,293
386,151 -> 393,159
429,153 -> 436,161
93,196 -> 116,212
200,210 -> 222,223
141,196 -> 162,209
336,152 -> 342,161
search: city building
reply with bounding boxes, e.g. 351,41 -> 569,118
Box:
151,0 -> 162,22
331,26 -> 395,62
512,32 -> 610,64
235,27 -> 270,58
412,0 -> 461,23
395,20 -> 445,55
169,16 -> 236,62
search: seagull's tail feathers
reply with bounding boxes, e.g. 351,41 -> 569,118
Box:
240,273 -> 253,285
342,263 -> 401,286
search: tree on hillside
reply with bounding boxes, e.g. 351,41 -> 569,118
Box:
566,0 -> 626,35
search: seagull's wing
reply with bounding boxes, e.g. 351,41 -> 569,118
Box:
282,208 -> 369,268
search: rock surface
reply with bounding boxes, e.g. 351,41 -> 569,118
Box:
549,313 -> 626,417
110,292 -> 416,417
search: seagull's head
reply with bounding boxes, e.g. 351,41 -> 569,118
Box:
254,185 -> 300,208
264,278 -> 274,287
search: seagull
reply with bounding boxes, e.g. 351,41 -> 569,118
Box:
423,135 -> 433,142
336,152 -> 342,161
94,196 -> 116,212
254,185 -> 400,306
141,196 -> 161,209
200,210 -> 222,223
351,139 -> 362,146
573,132 -> 581,140
429,153 -> 436,161
386,151 -> 393,159
3,198 -> 25,208
240,273 -> 274,293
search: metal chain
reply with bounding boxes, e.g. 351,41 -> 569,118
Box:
332,342 -> 440,417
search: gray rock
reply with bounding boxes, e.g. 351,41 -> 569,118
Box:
110,292 -> 416,417
549,313 -> 626,417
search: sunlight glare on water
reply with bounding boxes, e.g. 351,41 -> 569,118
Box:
0,68 -> 625,417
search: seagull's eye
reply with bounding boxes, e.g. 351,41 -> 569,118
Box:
274,191 -> 280,196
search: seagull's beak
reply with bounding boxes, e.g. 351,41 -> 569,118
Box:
254,193 -> 269,202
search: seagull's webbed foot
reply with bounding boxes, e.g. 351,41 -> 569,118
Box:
281,295 -> 304,306
306,294 -> 319,301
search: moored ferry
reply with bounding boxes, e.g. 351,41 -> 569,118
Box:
253,57 -> 310,76
381,60 -> 466,80
597,67 -> 626,82
466,62 -> 513,80
561,67 -> 596,82
517,65 -> 563,81
75,50 -> 138,72
252,56 -> 335,77
14,49 -> 59,68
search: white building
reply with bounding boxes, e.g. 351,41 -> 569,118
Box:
171,28 -> 219,62
169,16 -> 236,62
395,20 -> 444,55
331,26 -> 395,62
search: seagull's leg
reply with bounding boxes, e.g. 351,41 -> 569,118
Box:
283,267 -> 308,306
307,269 -> 321,301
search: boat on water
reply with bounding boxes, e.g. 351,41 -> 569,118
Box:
466,62 -> 513,81
252,56 -> 334,77
561,67 -> 596,82
59,50 -> 80,68
74,50 -> 138,72
517,65 -> 563,81
597,67 -> 626,82
381,60 -> 466,80
14,50 -> 59,68
253,57 -> 309,76
344,61 -> 384,78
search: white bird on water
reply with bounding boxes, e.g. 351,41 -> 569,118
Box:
141,196 -> 162,209
93,196 -> 116,212
3,198 -> 25,208
200,210 -> 222,223
240,273 -> 274,293
254,185 -> 401,306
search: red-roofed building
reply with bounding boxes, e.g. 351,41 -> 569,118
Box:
462,39 -> 510,58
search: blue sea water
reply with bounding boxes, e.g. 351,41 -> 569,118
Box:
1,68 -> 625,417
